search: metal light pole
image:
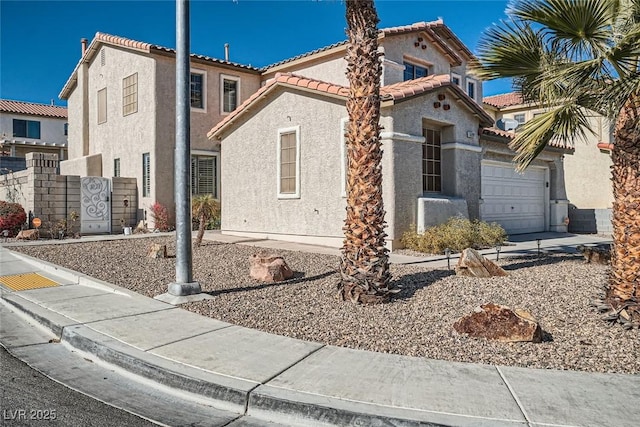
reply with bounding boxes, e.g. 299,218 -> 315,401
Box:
168,0 -> 200,296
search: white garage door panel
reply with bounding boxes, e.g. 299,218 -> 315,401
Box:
481,162 -> 546,234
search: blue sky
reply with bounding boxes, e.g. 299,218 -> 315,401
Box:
1,0 -> 513,106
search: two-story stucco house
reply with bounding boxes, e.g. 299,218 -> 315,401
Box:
58,33 -> 262,224
208,20 -> 571,249
484,92 -> 613,234
0,99 -> 68,174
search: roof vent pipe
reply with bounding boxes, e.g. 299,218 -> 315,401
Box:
81,38 -> 88,56
224,43 -> 229,62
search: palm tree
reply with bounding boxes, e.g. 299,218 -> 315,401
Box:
475,0 -> 640,328
192,194 -> 220,247
339,0 -> 397,304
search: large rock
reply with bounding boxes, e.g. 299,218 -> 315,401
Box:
455,248 -> 508,277
249,254 -> 294,283
147,243 -> 167,259
454,303 -> 543,343
16,229 -> 39,240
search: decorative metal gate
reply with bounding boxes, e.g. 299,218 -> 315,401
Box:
80,177 -> 111,234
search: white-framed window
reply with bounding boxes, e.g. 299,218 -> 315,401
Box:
122,73 -> 138,116
114,158 -> 120,177
277,126 -> 301,199
514,113 -> 526,124
191,153 -> 218,198
220,74 -> 240,114
466,77 -> 477,100
340,118 -> 349,197
451,73 -> 461,87
403,61 -> 429,81
142,153 -> 150,197
190,70 -> 206,110
422,127 -> 442,192
98,88 -> 107,124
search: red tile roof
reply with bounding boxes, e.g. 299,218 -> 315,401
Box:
60,32 -> 260,99
483,92 -> 524,109
481,126 -> 573,150
208,73 -> 493,139
264,20 -> 472,72
0,99 -> 67,119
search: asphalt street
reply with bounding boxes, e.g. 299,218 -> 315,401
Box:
0,346 -> 156,427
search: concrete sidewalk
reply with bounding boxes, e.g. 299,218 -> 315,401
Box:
1,234 -> 638,427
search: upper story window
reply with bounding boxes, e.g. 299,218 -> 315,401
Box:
13,119 -> 41,139
403,62 -> 429,81
98,88 -> 107,124
64,123 -> 69,136
190,72 -> 205,109
467,78 -> 477,100
221,74 -> 240,114
451,73 -> 461,87
514,113 -> 526,125
123,73 -> 138,116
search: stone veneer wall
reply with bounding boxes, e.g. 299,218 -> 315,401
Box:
0,152 -> 138,235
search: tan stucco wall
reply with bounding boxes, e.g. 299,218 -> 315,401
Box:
220,89 -> 349,240
263,51 -> 348,87
0,112 -> 67,145
492,105 -> 613,209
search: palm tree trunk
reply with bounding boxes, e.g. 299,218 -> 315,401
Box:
608,93 -> 640,325
339,0 -> 393,304
196,213 -> 206,247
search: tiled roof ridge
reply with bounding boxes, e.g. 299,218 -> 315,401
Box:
483,92 -> 525,108
263,19 -> 466,72
92,32 -> 260,71
0,99 -> 68,119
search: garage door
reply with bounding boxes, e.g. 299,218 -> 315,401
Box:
480,162 -> 547,234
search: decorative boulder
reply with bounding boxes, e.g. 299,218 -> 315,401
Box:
249,254 -> 294,283
455,248 -> 508,277
147,243 -> 167,259
454,303 -> 543,343
16,229 -> 39,240
576,244 -> 611,264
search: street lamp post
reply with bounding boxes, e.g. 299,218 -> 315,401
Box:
168,0 -> 200,296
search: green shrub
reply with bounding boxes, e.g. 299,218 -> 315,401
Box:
401,217 -> 506,254
0,200 -> 27,236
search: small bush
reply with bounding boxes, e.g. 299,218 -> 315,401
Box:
150,202 -> 173,231
0,201 -> 27,236
401,217 -> 506,254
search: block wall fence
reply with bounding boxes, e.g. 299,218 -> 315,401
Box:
0,153 -> 137,235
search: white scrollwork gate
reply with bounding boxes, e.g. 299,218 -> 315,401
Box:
80,177 -> 111,234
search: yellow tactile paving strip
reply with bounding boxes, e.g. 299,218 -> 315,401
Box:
0,273 -> 59,291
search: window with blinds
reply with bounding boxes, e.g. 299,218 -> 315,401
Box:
142,153 -> 150,197
123,73 -> 138,116
279,132 -> 297,195
114,158 -> 120,177
191,155 -> 217,198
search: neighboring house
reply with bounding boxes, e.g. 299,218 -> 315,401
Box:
484,92 -> 613,234
58,33 -> 262,226
0,99 -> 68,174
208,20 -> 571,249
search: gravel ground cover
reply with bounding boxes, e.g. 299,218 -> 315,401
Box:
11,236 -> 640,374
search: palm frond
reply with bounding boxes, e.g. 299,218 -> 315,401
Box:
510,105 -> 595,170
